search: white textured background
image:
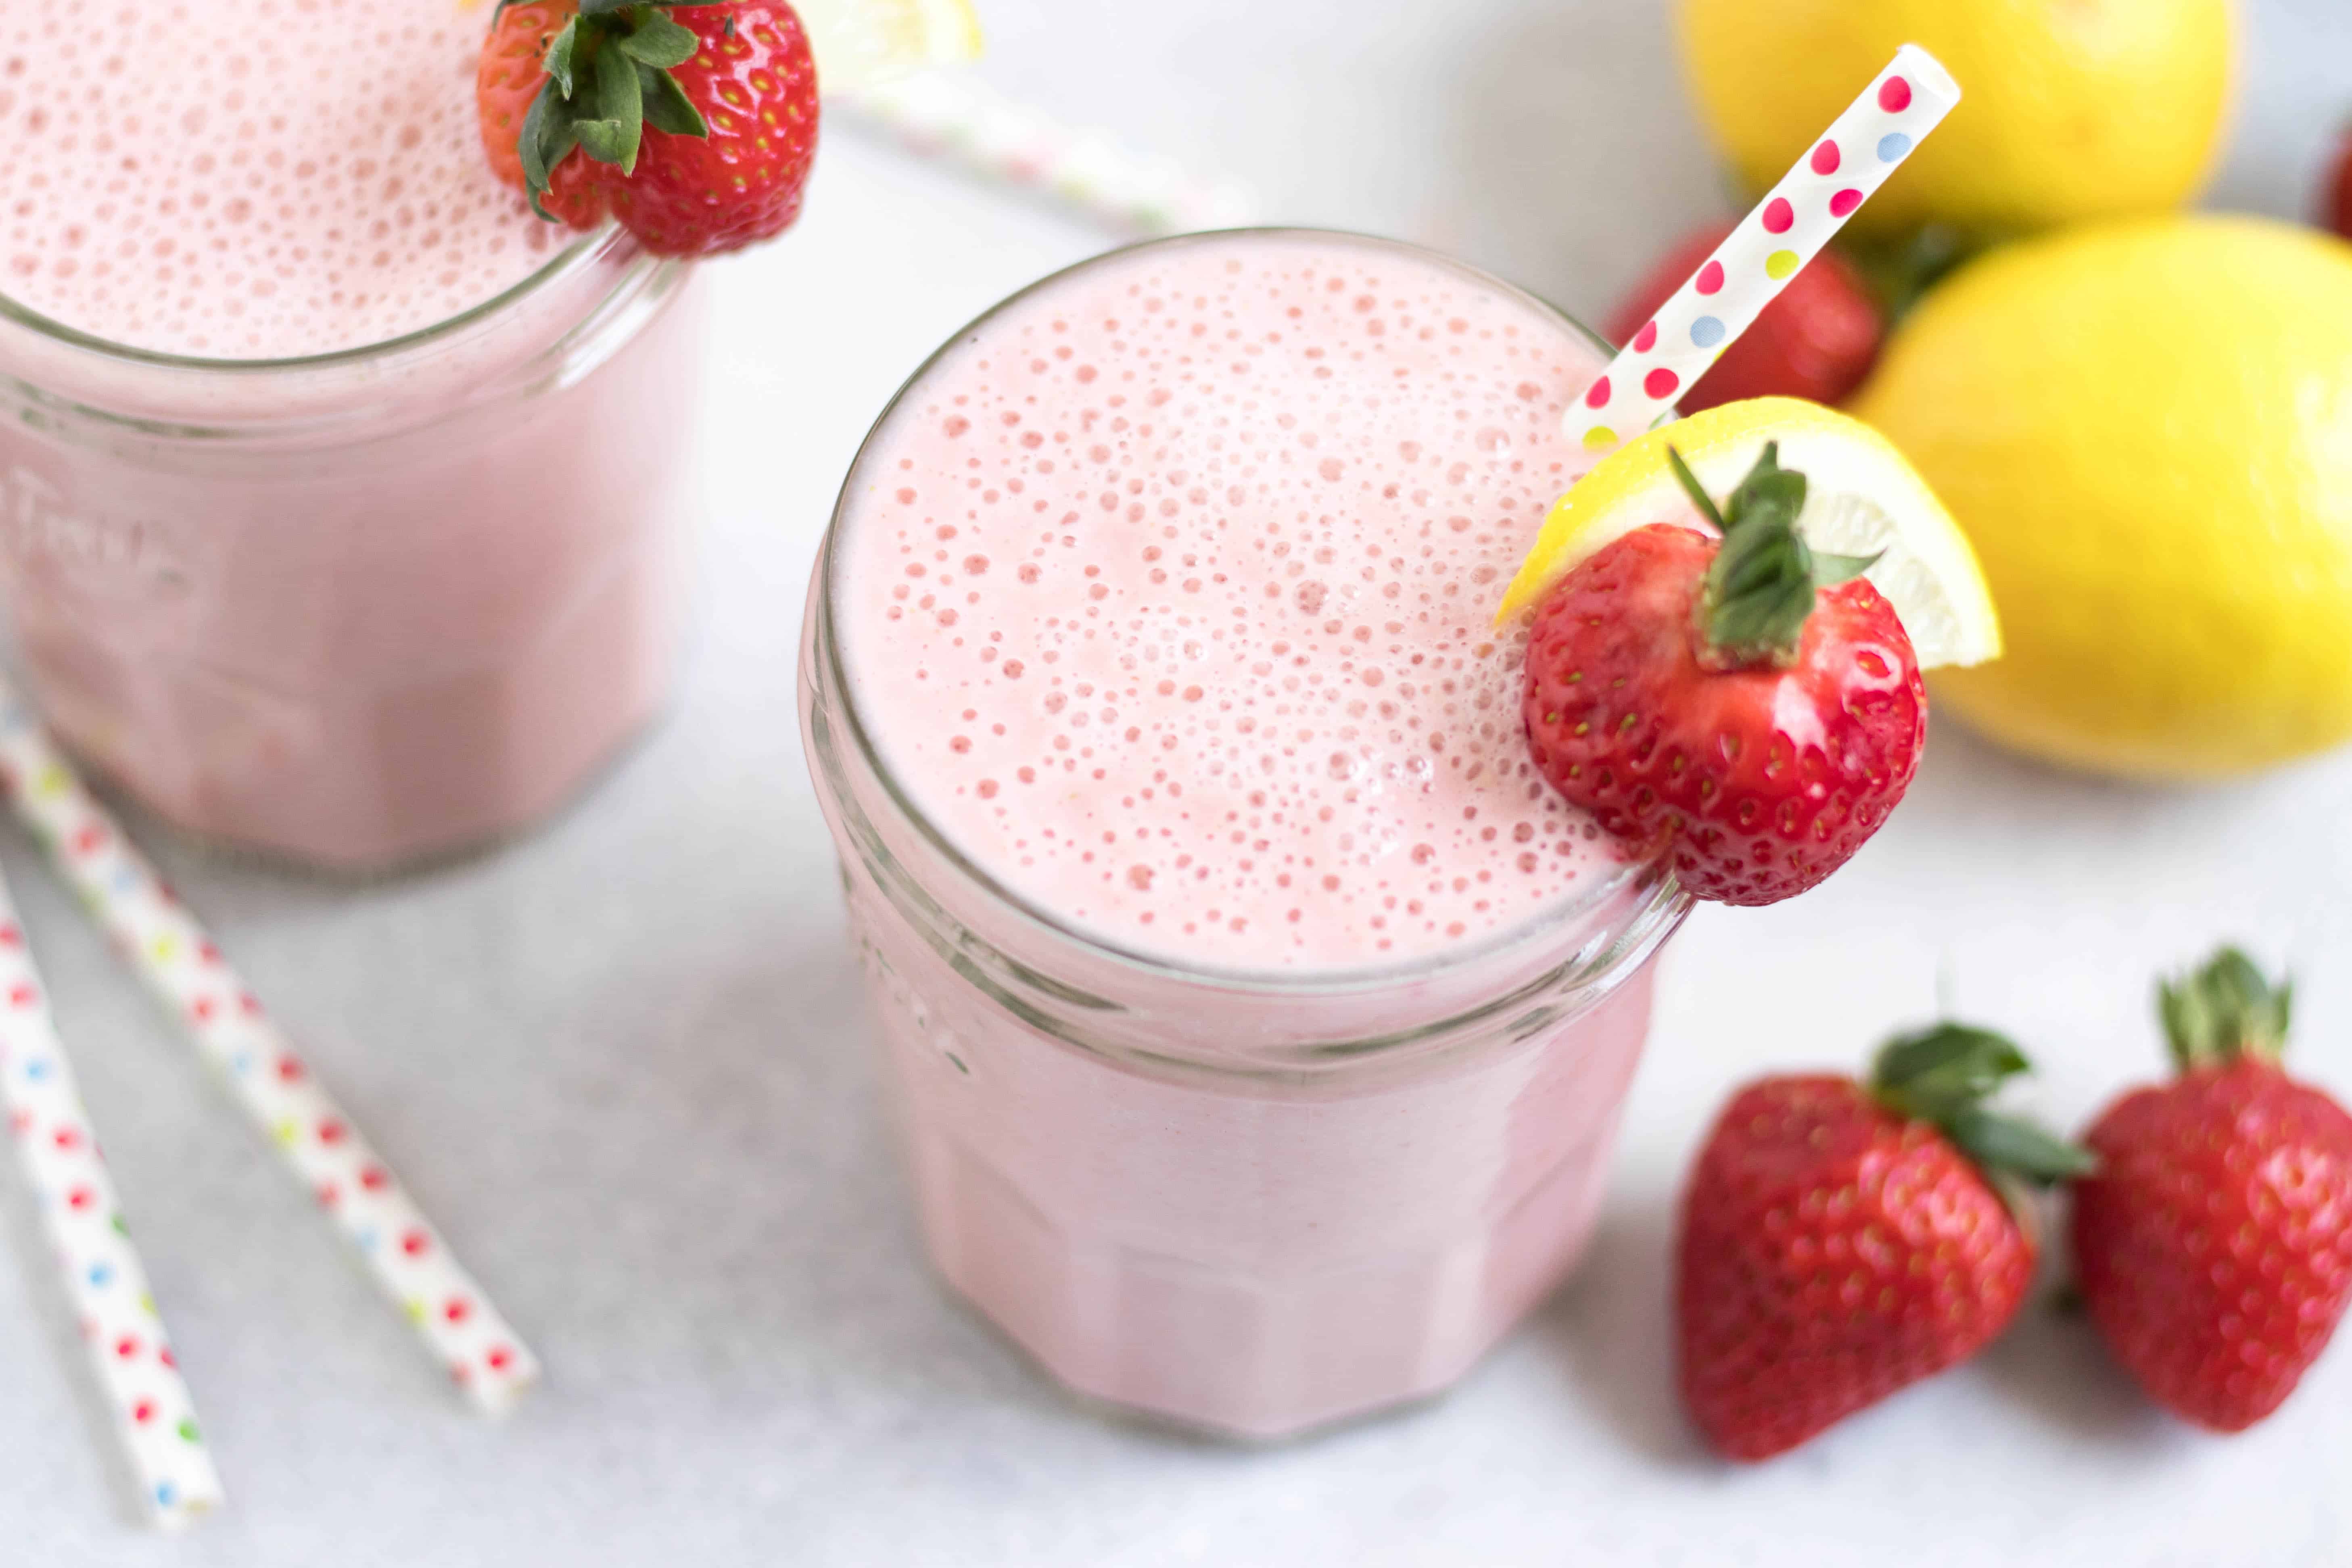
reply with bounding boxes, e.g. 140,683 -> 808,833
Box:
5,0 -> 2350,1562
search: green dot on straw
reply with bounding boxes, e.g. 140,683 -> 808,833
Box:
1766,250 -> 1799,280
178,1419 -> 200,1443
1582,426 -> 1618,451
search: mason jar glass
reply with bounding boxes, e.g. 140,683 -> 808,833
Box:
801,231 -> 1691,1439
0,227 -> 702,870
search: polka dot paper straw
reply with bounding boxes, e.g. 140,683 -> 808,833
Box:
0,683 -> 539,1417
1568,43 -> 1959,453
833,71 -> 1260,236
0,872 -> 225,1530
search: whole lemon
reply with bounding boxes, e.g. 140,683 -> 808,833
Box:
1851,216 -> 2352,780
1674,0 -> 2235,237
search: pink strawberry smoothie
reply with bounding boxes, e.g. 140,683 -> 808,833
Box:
812,231 -> 1684,1436
833,234 -> 1626,969
2,0 -> 557,358
0,0 -> 700,867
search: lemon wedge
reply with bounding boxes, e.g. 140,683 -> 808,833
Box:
798,0 -> 984,90
1497,397 -> 2001,669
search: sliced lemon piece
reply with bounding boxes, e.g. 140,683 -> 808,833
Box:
798,0 -> 984,90
1496,396 -> 2002,669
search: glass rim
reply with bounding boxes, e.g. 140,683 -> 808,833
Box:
0,220 -> 622,375
817,225 -> 1687,998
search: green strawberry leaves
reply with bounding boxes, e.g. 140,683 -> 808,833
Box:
617,11 -> 700,67
2158,946 -> 2294,1071
1667,441 -> 1883,670
640,64 -> 710,138
1872,1022 -> 2095,1187
518,2 -> 713,220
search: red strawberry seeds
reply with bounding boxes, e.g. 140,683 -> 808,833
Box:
2324,128 -> 2352,243
1521,445 -> 1926,905
604,2 -> 820,257
2072,949 -> 2352,1432
1679,1025 -> 2089,1459
476,0 -> 820,259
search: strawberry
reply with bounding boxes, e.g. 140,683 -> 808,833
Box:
1679,1024 -> 2091,1461
483,0 -> 820,259
1605,225 -> 1882,412
2325,129 -> 2352,243
602,2 -> 820,257
477,1 -> 610,230
2071,948 -> 2352,1432
1521,445 -> 1925,905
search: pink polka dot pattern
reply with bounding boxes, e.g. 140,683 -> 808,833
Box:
1559,44 -> 1959,464
0,687 -> 540,1417
0,894 -> 226,1529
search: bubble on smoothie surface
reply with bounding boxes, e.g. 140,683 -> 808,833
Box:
835,236 -> 1628,971
2,0 -> 558,358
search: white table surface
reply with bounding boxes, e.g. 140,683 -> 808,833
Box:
8,1 -> 2351,1562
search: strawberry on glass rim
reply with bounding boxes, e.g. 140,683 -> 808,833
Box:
1503,397 -> 2000,906
1605,224 -> 1884,413
477,0 -> 821,258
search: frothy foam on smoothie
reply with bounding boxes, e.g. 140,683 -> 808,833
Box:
2,0 -> 562,358
836,234 -> 1629,971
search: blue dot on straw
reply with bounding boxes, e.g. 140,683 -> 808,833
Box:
87,1263 -> 114,1288
228,1053 -> 253,1076
23,1057 -> 50,1081
155,1482 -> 176,1508
356,1227 -> 380,1253
1878,132 -> 1912,163
1690,316 -> 1727,349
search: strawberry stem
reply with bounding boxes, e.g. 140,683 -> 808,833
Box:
1668,442 -> 1880,672
2158,946 -> 2293,1071
518,2 -> 713,221
1870,1022 -> 2095,1186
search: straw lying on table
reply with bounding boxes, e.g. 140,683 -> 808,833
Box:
0,869 -> 225,1529
0,683 -> 540,1416
1566,43 -> 1961,455
833,71 -> 1260,236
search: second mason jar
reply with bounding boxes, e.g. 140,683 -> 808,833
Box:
0,229 -> 702,870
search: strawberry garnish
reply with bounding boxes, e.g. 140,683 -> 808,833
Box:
2072,948 -> 2352,1432
1606,225 -> 1882,413
478,2 -> 611,230
1521,444 -> 1925,905
478,0 -> 819,259
1679,1024 -> 2091,1461
603,2 -> 820,257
